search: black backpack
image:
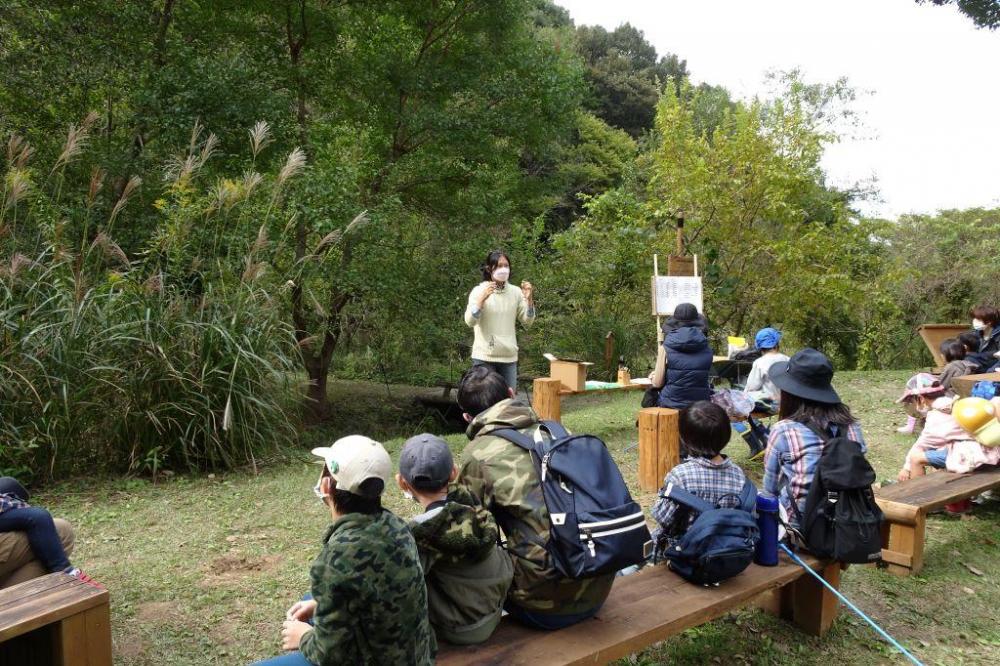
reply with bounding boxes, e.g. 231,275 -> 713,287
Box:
659,479 -> 760,585
798,426 -> 883,564
493,421 -> 652,579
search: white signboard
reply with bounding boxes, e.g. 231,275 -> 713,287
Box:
652,275 -> 703,316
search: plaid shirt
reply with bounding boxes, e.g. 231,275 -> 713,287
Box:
0,493 -> 29,515
763,420 -> 866,525
651,456 -> 747,555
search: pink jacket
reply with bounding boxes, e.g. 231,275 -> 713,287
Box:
905,396 -> 1000,474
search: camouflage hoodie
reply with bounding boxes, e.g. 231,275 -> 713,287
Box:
408,485 -> 513,645
299,510 -> 435,666
457,398 -> 615,615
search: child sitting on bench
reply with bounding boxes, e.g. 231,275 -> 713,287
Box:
897,389 -> 1000,513
0,477 -> 100,589
256,437 -> 435,665
937,338 -> 978,393
396,434 -> 513,646
651,401 -> 748,559
896,373 -> 943,435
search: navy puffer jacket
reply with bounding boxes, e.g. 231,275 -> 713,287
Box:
658,327 -> 713,409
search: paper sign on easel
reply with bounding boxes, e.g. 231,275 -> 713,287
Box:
651,275 -> 703,316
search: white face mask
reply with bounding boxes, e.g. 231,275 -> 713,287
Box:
313,471 -> 330,502
492,266 -> 510,283
973,319 -> 986,331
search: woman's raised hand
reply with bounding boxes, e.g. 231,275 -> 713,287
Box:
477,283 -> 497,309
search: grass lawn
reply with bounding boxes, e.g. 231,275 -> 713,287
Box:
37,372 -> 1000,665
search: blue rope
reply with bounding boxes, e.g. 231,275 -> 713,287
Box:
779,544 -> 924,666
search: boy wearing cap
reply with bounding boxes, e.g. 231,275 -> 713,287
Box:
255,436 -> 434,666
455,365 -> 615,631
745,327 -> 789,404
397,434 -> 513,645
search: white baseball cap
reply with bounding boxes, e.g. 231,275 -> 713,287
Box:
311,435 -> 392,497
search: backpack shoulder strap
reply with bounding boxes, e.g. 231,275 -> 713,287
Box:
538,420 -> 569,440
802,422 -> 833,443
491,428 -> 537,453
738,479 -> 758,512
661,481 -> 715,515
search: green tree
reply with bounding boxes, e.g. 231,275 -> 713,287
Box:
544,74 -> 883,371
575,23 -> 689,138
917,0 -> 1000,29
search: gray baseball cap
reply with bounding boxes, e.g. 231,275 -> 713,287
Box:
399,433 -> 454,491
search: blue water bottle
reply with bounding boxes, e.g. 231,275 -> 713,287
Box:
755,492 -> 780,566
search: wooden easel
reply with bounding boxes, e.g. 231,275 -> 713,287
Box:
653,217 -> 699,344
642,219 -> 701,491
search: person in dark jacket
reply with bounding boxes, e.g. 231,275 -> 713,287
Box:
397,434 -> 513,646
649,303 -> 714,409
967,305 -> 1000,371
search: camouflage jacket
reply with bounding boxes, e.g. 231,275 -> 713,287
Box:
457,398 -> 615,615
299,510 -> 435,666
408,485 -> 513,644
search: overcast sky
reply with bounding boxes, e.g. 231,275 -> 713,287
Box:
557,0 -> 1000,219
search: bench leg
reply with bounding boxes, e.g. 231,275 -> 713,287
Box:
780,561 -> 841,637
532,378 -> 562,422
53,602 -> 112,666
880,512 -> 926,577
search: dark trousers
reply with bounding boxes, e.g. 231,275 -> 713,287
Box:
0,507 -> 72,573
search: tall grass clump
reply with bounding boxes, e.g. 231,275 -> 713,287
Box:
1,115 -> 303,481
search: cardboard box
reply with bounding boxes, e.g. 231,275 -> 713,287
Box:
544,354 -> 594,392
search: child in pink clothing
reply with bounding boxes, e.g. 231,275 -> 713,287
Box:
898,394 -> 1000,483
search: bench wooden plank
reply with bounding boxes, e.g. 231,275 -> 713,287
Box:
558,383 -> 646,397
951,372 -> 1000,398
438,553 -> 831,666
0,574 -> 108,643
875,466 -> 1000,576
876,466 -> 1000,510
0,574 -> 77,611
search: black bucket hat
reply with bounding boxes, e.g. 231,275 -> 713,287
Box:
770,348 -> 841,404
662,302 -> 707,334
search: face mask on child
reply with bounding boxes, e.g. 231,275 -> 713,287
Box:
973,319 -> 986,331
313,471 -> 329,502
492,266 -> 510,283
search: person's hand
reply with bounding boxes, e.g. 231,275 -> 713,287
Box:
286,599 -> 318,622
282,619 -> 313,651
521,281 -> 533,303
477,283 -> 496,309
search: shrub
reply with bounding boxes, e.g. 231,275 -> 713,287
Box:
0,251 -> 300,481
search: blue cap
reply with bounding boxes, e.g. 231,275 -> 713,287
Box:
755,328 -> 782,350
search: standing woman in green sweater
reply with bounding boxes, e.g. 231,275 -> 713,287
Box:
463,250 -> 535,391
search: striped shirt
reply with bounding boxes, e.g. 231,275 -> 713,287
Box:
762,420 -> 867,525
651,456 -> 747,556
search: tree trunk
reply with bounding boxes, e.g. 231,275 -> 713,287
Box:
305,358 -> 330,421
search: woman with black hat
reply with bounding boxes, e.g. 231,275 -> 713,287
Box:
648,303 -> 713,409
762,348 -> 868,527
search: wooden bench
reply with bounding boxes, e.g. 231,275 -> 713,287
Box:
531,377 -> 646,422
876,465 -> 1000,576
950,372 -> 1000,398
0,572 -> 111,665
438,552 -> 840,665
